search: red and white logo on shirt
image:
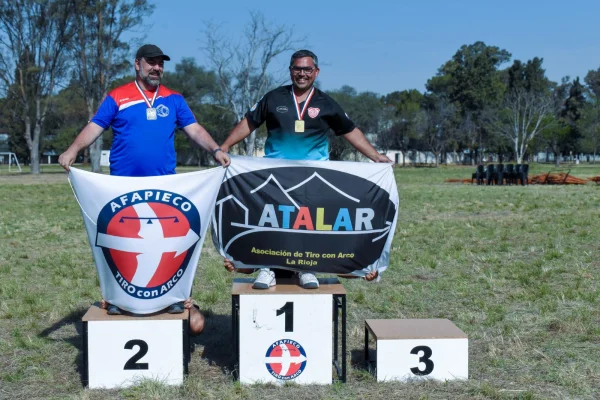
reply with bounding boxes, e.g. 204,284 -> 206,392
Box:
307,107 -> 320,118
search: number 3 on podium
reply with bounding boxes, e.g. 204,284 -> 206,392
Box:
410,345 -> 434,375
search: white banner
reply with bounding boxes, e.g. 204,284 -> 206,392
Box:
212,156 -> 399,277
69,167 -> 226,314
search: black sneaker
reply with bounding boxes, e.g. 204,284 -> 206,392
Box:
167,302 -> 184,314
107,304 -> 122,315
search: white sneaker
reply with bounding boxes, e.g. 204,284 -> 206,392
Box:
298,272 -> 319,289
253,268 -> 276,289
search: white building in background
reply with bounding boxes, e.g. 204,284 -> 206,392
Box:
100,150 -> 110,167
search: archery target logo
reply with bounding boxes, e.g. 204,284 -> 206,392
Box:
95,190 -> 201,299
265,339 -> 307,380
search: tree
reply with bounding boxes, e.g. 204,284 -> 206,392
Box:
203,11 -> 303,156
561,77 -> 586,159
579,103 -> 600,162
540,77 -> 571,166
43,80 -> 89,155
71,0 -> 154,172
162,58 -> 234,166
489,58 -> 554,163
582,68 -> 600,162
0,0 -> 74,173
327,86 -> 385,161
0,94 -> 28,162
378,89 -> 424,166
419,94 -> 456,166
428,42 -> 511,164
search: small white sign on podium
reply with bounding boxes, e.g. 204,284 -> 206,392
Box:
365,319 -> 468,382
82,303 -> 189,389
232,278 -> 346,384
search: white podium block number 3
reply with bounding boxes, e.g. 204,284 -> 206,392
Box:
123,339 -> 149,370
410,345 -> 434,376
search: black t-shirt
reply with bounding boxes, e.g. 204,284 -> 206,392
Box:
246,85 -> 355,160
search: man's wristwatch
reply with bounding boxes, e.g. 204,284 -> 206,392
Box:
212,147 -> 223,155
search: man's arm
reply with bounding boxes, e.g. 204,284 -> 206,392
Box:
343,128 -> 393,163
182,122 -> 231,166
220,117 -> 257,153
58,122 -> 105,171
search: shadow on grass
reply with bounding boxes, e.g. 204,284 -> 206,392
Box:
350,347 -> 377,376
191,309 -> 235,374
38,307 -> 88,386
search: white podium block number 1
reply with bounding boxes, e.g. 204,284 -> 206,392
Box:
239,294 -> 333,384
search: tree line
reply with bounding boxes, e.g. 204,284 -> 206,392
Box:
0,2 -> 598,173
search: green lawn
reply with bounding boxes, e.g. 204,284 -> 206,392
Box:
1,164 -> 599,399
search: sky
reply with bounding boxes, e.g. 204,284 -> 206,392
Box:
135,0 -> 600,96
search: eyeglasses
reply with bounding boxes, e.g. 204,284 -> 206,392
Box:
290,66 -> 317,75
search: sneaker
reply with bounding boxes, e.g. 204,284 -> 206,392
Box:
253,268 -> 276,289
106,304 -> 122,315
168,301 -> 184,314
298,272 -> 319,289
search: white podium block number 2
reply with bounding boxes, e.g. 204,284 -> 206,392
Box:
87,320 -> 184,388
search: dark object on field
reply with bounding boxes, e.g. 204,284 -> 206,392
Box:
504,164 -> 515,185
494,164 -> 504,185
485,164 -> 496,185
514,164 -> 522,185
471,165 -> 485,185
516,164 -> 529,186
448,166 -> 587,185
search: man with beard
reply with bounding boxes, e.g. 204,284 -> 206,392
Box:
59,44 -> 229,334
219,49 -> 390,289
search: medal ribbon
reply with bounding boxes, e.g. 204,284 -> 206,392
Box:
292,87 -> 315,120
134,81 -> 159,108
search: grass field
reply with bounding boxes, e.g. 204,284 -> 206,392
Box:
1,163 -> 599,399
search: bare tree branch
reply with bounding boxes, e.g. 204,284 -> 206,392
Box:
0,0 -> 74,173
202,11 -> 304,155
488,87 -> 553,163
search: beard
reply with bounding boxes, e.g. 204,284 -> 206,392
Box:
142,71 -> 162,88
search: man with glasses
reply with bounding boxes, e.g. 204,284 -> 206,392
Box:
220,49 -> 391,289
59,44 -> 230,334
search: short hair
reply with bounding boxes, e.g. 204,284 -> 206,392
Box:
290,50 -> 318,68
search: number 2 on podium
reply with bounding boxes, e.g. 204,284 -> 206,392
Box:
123,339 -> 149,370
276,302 -> 294,332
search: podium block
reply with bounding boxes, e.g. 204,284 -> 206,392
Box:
82,303 -> 190,389
365,319 -> 468,382
232,277 -> 346,384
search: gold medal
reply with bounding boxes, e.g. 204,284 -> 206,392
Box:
292,87 -> 315,134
